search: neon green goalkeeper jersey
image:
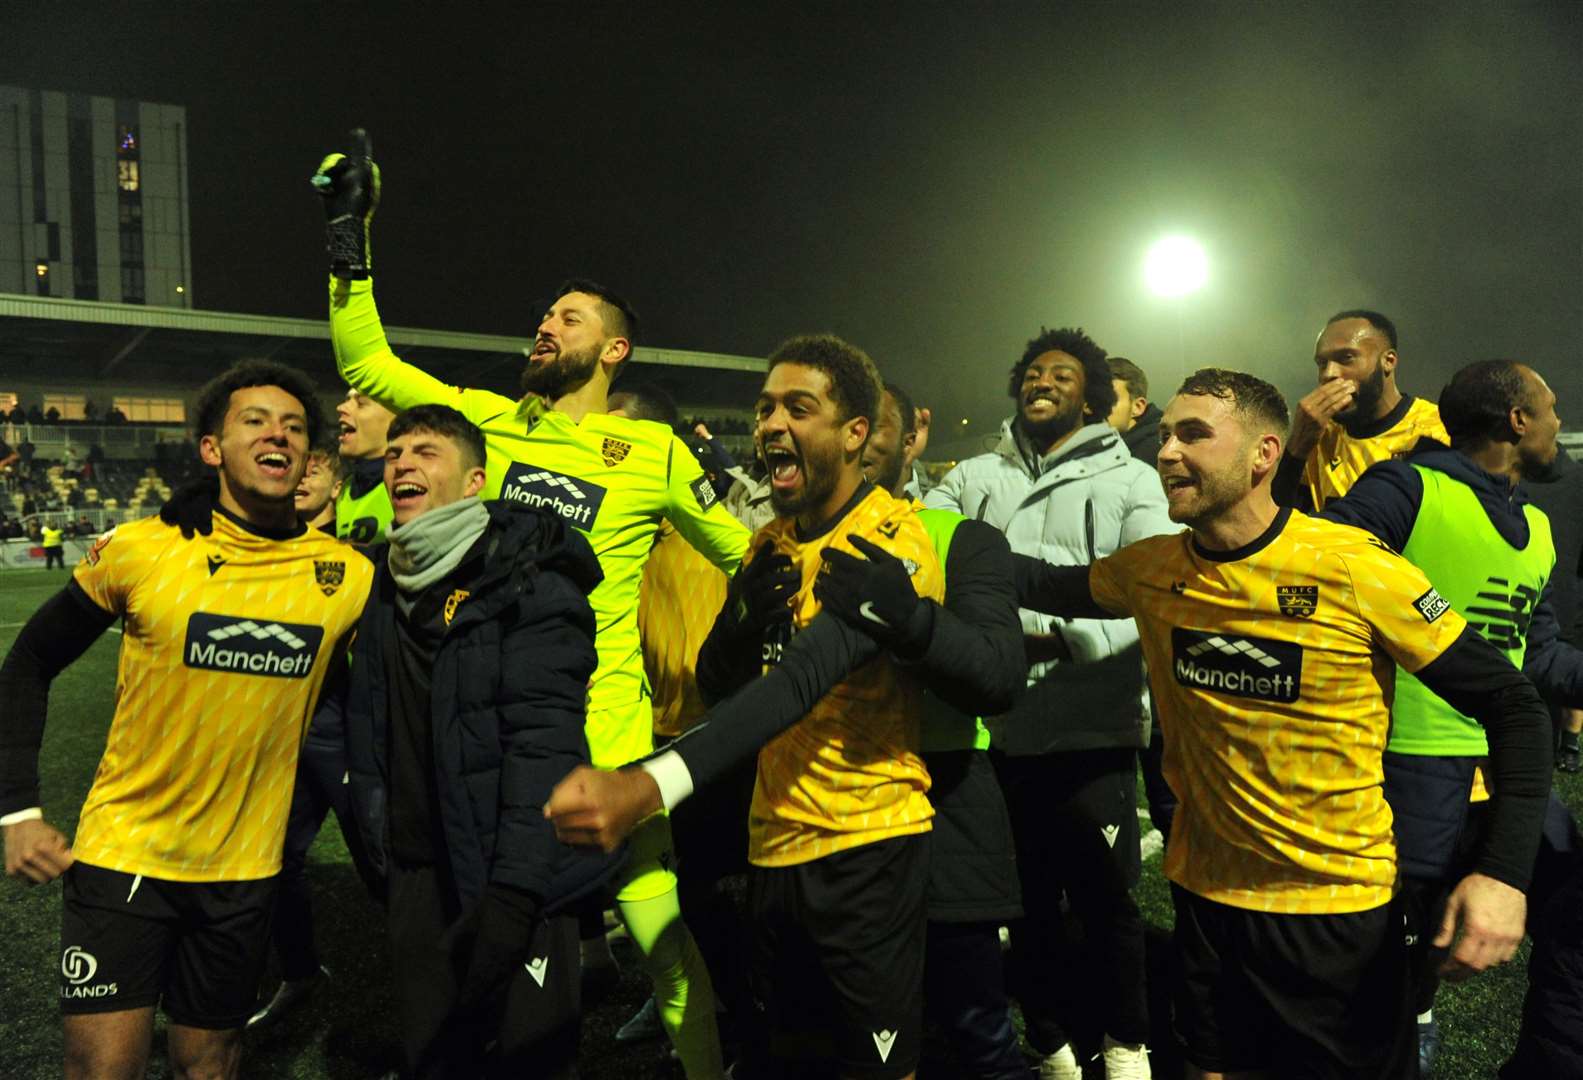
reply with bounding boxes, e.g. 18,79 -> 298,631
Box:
329,277 -> 750,765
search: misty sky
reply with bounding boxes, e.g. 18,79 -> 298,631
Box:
5,2 -> 1579,444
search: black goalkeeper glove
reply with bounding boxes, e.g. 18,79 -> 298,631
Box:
815,533 -> 932,657
727,540 -> 800,634
158,474 -> 219,539
311,128 -> 380,279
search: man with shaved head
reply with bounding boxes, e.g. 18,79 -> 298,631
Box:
1274,309 -> 1449,511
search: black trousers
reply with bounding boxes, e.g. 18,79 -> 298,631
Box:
273,757 -> 377,981
923,920 -> 1028,1080
44,546 -> 65,569
387,861 -> 580,1080
994,747 -> 1150,1052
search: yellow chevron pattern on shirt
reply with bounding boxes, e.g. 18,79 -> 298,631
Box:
1089,511 -> 1466,914
748,486 -> 943,868
639,522 -> 730,738
70,513 -> 373,882
1302,396 -> 1448,510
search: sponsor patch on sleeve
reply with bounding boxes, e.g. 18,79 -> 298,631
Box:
690,474 -> 719,512
1414,587 -> 1451,624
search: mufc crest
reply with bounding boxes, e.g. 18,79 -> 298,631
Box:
1276,585 -> 1319,618
601,437 -> 632,467
314,560 -> 346,597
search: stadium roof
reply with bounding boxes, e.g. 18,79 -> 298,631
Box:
0,292 -> 765,411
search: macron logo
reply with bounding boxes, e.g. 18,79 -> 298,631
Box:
872,1029 -> 898,1063
1101,824 -> 1120,848
524,956 -> 548,988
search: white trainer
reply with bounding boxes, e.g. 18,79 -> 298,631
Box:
1101,1033 -> 1151,1079
1038,1042 -> 1082,1080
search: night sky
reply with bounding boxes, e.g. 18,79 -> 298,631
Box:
5,3 -> 1580,446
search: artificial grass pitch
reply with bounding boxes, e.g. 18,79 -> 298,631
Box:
1,566 -> 1574,1077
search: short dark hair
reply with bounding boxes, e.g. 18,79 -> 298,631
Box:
557,278 -> 640,353
386,404 -> 487,471
767,334 -> 882,426
1175,368 -> 1290,435
607,381 -> 680,428
1107,357 -> 1148,401
1438,359 -> 1531,448
1326,309 -> 1398,350
883,381 -> 917,436
194,360 -> 326,446
307,441 -> 349,483
1008,327 -> 1117,422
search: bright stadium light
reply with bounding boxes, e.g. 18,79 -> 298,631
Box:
1144,236 -> 1208,298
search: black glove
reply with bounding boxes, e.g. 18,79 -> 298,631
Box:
727,540 -> 800,633
310,128 -> 380,279
815,533 -> 932,657
158,474 -> 219,539
452,883 -> 541,1014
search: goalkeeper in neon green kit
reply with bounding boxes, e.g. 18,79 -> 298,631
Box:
313,131 -> 747,1078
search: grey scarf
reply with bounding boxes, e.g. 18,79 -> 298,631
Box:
386,497 -> 491,595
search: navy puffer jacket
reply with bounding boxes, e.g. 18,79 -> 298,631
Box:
313,501 -> 623,912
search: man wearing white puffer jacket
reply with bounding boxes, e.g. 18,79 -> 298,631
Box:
926,326 -> 1176,1080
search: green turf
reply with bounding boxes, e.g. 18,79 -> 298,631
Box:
0,565 -> 1573,1077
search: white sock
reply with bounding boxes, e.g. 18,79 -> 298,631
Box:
1417,1009 -> 1434,1024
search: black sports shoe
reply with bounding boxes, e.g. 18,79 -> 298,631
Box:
1558,741 -> 1581,774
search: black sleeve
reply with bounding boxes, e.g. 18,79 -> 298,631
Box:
916,521 -> 1024,715
668,614 -> 878,791
0,581 -> 118,815
1520,583 -> 1583,707
1414,625 -> 1552,891
696,592 -> 759,705
1011,554 -> 1113,620
1315,460 -> 1421,551
1271,453 -> 1314,511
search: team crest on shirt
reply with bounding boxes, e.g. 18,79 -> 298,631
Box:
443,589 -> 470,627
1276,585 -> 1319,618
314,560 -> 346,596
83,528 -> 115,567
600,437 -> 632,467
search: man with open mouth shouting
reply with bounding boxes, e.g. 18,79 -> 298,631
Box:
314,131 -> 744,1078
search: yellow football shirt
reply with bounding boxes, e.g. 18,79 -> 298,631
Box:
1089,509 -> 1466,914
70,512 -> 374,882
1301,395 -> 1448,510
331,277 -> 750,766
747,486 -> 944,868
638,522 -> 730,738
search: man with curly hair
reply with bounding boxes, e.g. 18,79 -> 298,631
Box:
927,327 -> 1174,1079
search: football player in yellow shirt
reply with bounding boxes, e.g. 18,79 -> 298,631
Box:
1273,309 -> 1449,511
1012,367 -> 1551,1080
0,361 -> 373,1080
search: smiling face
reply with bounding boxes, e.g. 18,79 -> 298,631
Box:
294,451 -> 340,522
1156,392 -> 1274,530
522,291 -> 624,401
1018,350 -> 1089,449
384,427 -> 488,526
755,362 -> 868,524
199,384 -> 311,524
336,390 -> 396,460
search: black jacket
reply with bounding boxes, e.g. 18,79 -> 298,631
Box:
1523,447 -> 1583,647
1121,402 -> 1162,464
311,502 -> 623,912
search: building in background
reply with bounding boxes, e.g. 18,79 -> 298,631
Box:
0,85 -> 191,307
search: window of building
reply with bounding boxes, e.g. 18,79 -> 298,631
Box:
35,260 -> 49,297
0,393 -> 18,413
117,160 -> 140,192
43,395 -> 87,421
112,397 -> 185,423
118,126 -> 138,153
